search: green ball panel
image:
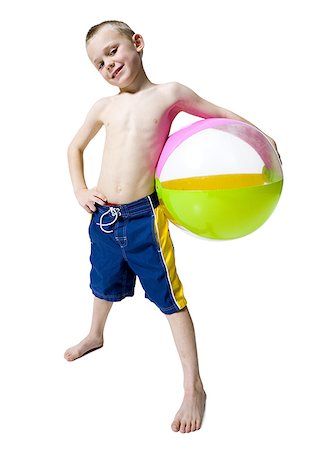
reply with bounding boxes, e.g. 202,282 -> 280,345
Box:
156,179 -> 283,240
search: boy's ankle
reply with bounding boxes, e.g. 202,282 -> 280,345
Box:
184,377 -> 204,394
88,331 -> 104,341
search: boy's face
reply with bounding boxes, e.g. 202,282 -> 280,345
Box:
86,26 -> 144,89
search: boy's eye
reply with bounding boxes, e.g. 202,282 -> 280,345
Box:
97,47 -> 118,70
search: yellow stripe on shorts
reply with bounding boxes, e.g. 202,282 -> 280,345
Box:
153,205 -> 187,311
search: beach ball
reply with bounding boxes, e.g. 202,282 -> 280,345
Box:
155,118 -> 283,240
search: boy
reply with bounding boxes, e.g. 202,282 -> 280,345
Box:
64,20 -> 276,433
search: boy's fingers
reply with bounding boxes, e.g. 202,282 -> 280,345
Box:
94,199 -> 106,206
87,201 -> 97,212
92,189 -> 106,199
93,192 -> 107,204
84,205 -> 92,213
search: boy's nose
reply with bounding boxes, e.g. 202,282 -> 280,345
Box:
107,61 -> 115,72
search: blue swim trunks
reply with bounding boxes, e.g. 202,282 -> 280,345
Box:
88,191 -> 187,314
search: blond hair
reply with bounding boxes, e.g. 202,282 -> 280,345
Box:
86,20 -> 135,44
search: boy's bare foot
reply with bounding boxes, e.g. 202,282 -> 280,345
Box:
171,386 -> 206,433
64,335 -> 103,361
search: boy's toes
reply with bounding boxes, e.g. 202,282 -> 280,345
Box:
64,351 -> 72,361
179,420 -> 187,433
64,348 -> 78,361
171,419 -> 180,432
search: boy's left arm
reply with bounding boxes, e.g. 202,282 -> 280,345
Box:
172,83 -> 278,154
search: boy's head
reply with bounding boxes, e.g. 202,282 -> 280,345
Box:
86,20 -> 145,89
86,20 -> 135,44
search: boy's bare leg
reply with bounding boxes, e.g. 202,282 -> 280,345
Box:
64,297 -> 113,361
165,307 -> 206,433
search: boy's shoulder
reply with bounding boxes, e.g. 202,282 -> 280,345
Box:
86,95 -> 116,119
158,81 -> 187,93
160,81 -> 196,100
90,96 -> 113,108
155,81 -> 193,102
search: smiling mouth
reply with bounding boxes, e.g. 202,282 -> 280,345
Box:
112,65 -> 124,79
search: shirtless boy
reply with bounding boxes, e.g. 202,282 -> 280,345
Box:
64,20 -> 276,433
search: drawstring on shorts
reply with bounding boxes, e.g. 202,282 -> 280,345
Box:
96,207 -> 121,233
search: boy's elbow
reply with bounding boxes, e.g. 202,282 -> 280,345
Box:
68,144 -> 84,155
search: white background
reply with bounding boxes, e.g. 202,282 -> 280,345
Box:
1,0 -> 317,448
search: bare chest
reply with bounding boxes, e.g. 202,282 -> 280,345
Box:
101,90 -> 174,142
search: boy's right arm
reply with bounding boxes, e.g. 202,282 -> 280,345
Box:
67,99 -> 107,213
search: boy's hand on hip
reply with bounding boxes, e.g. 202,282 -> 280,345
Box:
75,187 -> 107,213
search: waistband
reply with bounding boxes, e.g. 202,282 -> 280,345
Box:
95,191 -> 159,220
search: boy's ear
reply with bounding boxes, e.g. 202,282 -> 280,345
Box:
132,33 -> 144,52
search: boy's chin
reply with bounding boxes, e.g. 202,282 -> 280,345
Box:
106,75 -> 127,87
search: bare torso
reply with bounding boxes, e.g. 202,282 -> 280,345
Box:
96,83 -> 178,204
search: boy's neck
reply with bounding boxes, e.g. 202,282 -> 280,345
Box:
118,67 -> 155,94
